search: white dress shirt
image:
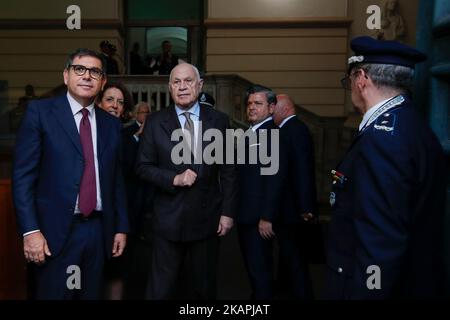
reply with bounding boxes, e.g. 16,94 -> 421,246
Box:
133,120 -> 142,142
359,97 -> 393,132
250,116 -> 273,132
67,92 -> 102,213
279,115 -> 297,128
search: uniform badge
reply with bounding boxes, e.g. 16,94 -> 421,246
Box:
373,112 -> 396,134
330,192 -> 336,207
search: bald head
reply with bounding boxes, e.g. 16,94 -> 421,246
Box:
169,63 -> 201,83
273,94 -> 296,126
168,63 -> 203,109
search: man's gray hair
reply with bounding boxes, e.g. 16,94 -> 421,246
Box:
169,63 -> 202,83
133,101 -> 150,113
355,63 -> 415,93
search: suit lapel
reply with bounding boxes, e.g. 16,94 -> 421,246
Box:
199,105 -> 214,152
160,105 -> 182,142
160,106 -> 193,172
51,95 -> 83,156
195,106 -> 216,175
95,106 -> 109,158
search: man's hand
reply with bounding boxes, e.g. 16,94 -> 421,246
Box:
24,232 -> 51,265
134,123 -> 145,137
173,169 -> 197,187
112,233 -> 127,257
258,219 -> 275,240
217,216 -> 234,236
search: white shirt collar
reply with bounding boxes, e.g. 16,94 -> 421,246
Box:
359,97 -> 393,131
67,92 -> 95,116
279,115 -> 297,128
175,102 -> 200,119
251,116 -> 273,132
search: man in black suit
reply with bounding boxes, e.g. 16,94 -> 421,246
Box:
272,94 -> 317,299
122,102 -> 151,237
120,101 -> 152,299
136,63 -> 237,299
236,85 -> 284,299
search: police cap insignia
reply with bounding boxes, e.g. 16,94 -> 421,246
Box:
198,92 -> 215,108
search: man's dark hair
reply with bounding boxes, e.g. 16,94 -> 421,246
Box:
65,48 -> 106,73
245,84 -> 277,105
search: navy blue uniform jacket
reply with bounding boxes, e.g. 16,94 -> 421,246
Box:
325,97 -> 447,299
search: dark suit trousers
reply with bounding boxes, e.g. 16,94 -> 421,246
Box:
146,233 -> 219,300
31,215 -> 105,300
238,224 -> 274,299
274,223 -> 314,299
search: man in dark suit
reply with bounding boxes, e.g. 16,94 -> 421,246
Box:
324,36 -> 448,299
236,85 -> 284,299
136,63 -> 237,299
13,48 -> 129,300
120,101 -> 152,299
122,102 -> 151,237
272,94 -> 316,299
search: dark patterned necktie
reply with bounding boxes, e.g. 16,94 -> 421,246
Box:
183,112 -> 195,154
78,108 -> 96,216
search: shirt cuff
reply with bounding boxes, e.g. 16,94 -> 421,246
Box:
23,229 -> 40,237
133,135 -> 139,142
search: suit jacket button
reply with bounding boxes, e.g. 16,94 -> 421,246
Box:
338,267 -> 343,273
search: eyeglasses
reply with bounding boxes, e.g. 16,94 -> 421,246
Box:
170,78 -> 196,88
69,64 -> 105,80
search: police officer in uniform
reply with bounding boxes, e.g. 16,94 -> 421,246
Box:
198,92 -> 215,108
324,36 -> 448,299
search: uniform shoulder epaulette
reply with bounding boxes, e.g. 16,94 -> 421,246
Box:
373,112 -> 397,135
